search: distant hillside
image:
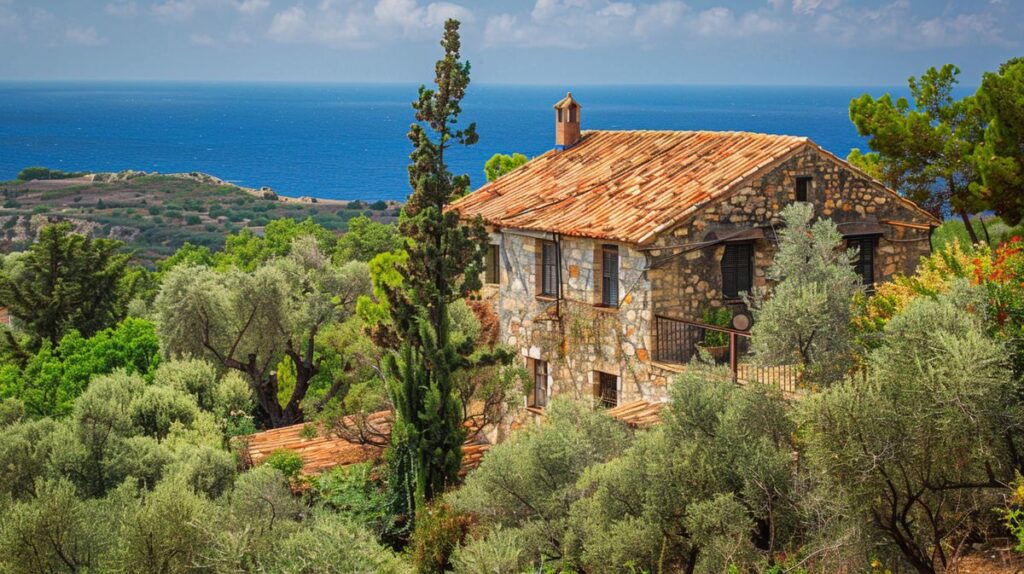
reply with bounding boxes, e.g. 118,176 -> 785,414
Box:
0,170 -> 400,266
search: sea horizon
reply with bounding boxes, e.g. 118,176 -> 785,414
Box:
0,81 -> 966,201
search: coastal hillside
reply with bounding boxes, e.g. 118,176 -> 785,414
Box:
0,170 -> 399,265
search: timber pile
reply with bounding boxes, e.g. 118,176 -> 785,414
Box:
240,410 -> 491,478
606,399 -> 665,429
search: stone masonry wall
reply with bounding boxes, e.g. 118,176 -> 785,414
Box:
493,231 -> 674,409
486,145 -> 935,411
648,146 -> 936,322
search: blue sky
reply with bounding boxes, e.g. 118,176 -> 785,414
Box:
0,0 -> 1021,85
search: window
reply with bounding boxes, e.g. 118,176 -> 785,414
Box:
540,241 -> 559,297
600,244 -> 619,307
531,359 -> 548,408
721,243 -> 754,299
597,372 -> 618,408
796,176 -> 812,202
485,244 -> 500,284
848,236 -> 877,289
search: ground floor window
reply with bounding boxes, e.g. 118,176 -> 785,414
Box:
596,371 -> 618,408
847,236 -> 877,290
530,359 -> 548,408
485,244 -> 500,284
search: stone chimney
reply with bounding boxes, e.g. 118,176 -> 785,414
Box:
554,92 -> 581,150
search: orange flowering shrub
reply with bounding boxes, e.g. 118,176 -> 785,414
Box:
853,241 -> 979,347
970,237 -> 1024,330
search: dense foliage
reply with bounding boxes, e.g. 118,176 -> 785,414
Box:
849,58 -> 1024,244
1,43 -> 1024,574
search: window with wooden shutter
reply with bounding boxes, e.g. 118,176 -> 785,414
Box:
532,360 -> 548,408
721,243 -> 754,299
597,372 -> 617,408
849,236 -> 877,289
541,241 -> 558,297
485,244 -> 500,284
601,245 -> 618,307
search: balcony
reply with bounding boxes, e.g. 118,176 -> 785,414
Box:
653,315 -> 798,393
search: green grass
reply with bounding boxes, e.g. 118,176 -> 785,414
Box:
932,216 -> 1024,253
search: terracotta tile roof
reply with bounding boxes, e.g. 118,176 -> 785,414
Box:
240,411 -> 491,478
451,130 -> 809,245
450,130 -> 937,245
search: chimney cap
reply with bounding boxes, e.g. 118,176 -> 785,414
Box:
553,91 -> 581,110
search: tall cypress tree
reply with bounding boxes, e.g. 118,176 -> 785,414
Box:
379,19 -> 489,525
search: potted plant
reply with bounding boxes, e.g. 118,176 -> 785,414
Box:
698,307 -> 732,363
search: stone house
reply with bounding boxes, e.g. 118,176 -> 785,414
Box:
451,93 -> 939,411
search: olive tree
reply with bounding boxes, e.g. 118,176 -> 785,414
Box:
566,362 -> 796,574
155,238 -> 371,427
799,283 -> 1021,573
747,202 -> 863,386
451,399 -> 632,567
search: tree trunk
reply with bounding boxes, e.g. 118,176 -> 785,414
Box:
959,209 -> 980,245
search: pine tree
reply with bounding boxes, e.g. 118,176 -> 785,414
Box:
376,19 -> 491,525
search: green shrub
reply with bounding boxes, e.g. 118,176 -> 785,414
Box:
152,359 -> 218,411
2,198 -> 19,208
701,307 -> 732,347
411,502 -> 473,574
268,510 -> 411,573
129,386 -> 200,440
16,166 -> 86,181
312,462 -> 390,535
264,448 -> 304,479
185,214 -> 201,225
370,200 -> 388,211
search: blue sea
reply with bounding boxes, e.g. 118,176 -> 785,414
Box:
0,83 -> 909,201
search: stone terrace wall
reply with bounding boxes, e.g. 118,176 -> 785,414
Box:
495,231 -> 674,407
648,145 -> 936,321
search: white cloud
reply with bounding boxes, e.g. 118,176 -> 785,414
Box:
688,6 -> 785,37
236,0 -> 268,15
65,25 -> 107,46
791,0 -> 840,15
190,32 -> 216,45
598,2 -> 636,19
265,0 -> 469,47
634,1 -> 685,36
804,0 -> 1014,49
373,0 -> 473,35
267,3 -> 370,47
531,0 -> 588,21
915,12 -> 1006,48
0,1 -> 25,40
268,5 -> 307,41
152,0 -> 195,20
105,1 -> 138,17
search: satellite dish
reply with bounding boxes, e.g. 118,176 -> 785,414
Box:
731,312 -> 751,331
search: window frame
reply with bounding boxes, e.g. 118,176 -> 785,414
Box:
540,241 -> 559,298
600,244 -> 619,307
596,371 -> 618,408
484,243 -> 500,285
795,176 -> 812,202
721,242 -> 754,300
530,359 -> 549,408
847,235 -> 878,290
